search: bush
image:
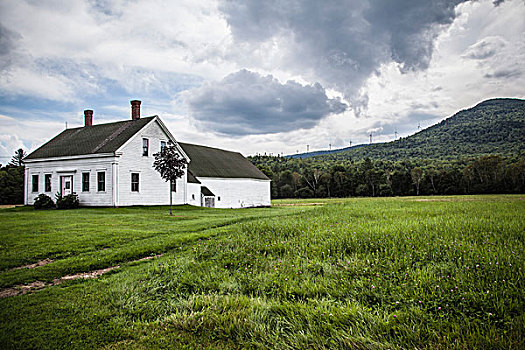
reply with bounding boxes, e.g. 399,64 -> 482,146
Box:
355,184 -> 370,196
280,184 -> 294,198
294,187 -> 314,198
33,193 -> 55,209
378,184 -> 393,197
55,192 -> 79,209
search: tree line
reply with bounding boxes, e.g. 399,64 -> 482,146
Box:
2,148 -> 524,204
249,154 -> 525,198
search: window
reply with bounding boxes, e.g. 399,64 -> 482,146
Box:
160,141 -> 166,152
142,138 -> 149,156
45,174 -> 52,192
218,196 -> 221,201
32,175 -> 39,192
97,172 -> 105,192
82,173 -> 90,192
192,194 -> 195,200
171,180 -> 176,192
131,173 -> 139,192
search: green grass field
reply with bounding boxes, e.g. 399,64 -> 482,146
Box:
0,195 -> 523,349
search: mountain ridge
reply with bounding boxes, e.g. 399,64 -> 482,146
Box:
290,98 -> 524,161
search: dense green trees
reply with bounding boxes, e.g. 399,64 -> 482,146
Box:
250,154 -> 525,198
0,149 -> 26,204
255,98 -> 524,199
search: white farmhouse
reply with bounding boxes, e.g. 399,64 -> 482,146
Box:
24,100 -> 271,208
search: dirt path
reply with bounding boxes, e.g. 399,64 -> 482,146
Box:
0,265 -> 121,298
0,254 -> 163,299
0,204 -> 23,209
10,258 -> 55,271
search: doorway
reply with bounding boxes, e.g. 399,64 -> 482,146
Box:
60,176 -> 73,196
204,197 -> 215,208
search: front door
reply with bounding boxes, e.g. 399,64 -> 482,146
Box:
61,176 -> 73,196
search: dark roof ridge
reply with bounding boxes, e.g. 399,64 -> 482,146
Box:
177,141 -> 242,156
67,115 -> 156,131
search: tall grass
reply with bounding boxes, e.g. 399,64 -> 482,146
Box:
115,197 -> 522,349
0,196 -> 523,349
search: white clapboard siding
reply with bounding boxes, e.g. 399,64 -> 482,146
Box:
24,155 -> 116,206
117,119 -> 187,206
187,183 -> 202,206
196,177 -> 271,208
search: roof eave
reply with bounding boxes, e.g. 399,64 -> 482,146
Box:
193,176 -> 271,182
23,152 -> 117,164
154,116 -> 191,161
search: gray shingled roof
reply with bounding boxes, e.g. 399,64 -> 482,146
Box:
179,142 -> 269,180
25,117 -> 155,160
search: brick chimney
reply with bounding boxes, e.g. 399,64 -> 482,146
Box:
84,109 -> 93,127
131,100 -> 141,120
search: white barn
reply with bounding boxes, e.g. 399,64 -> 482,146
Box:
24,100 -> 271,208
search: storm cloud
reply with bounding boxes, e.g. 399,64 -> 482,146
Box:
218,0 -> 469,103
184,69 -> 348,135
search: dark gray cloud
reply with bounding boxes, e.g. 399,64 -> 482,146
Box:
218,0 -> 468,104
185,69 -> 348,135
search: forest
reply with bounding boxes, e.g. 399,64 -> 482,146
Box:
2,152 -> 524,205
250,154 -> 525,198
249,98 -> 524,199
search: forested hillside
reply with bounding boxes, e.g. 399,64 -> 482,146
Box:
250,98 -> 525,198
305,98 -> 524,161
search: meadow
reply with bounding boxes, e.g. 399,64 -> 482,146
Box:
0,195 -> 523,349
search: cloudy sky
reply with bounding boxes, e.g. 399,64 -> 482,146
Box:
0,0 -> 524,161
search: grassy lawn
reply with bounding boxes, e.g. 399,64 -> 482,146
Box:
0,195 -> 523,349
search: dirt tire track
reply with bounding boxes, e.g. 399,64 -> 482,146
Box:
0,254 -> 163,299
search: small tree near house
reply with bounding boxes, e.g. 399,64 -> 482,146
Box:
153,141 -> 187,215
